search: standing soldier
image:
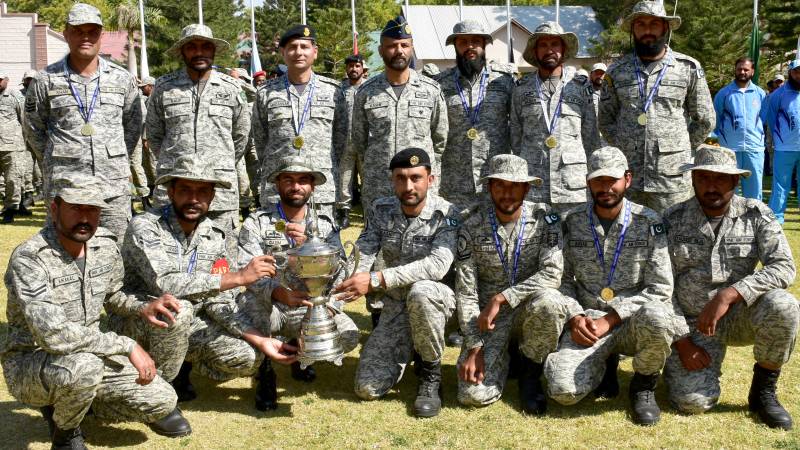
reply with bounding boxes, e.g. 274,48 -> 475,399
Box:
599,0 -> 714,213
339,53 -> 366,226
146,24 -> 250,249
229,67 -> 260,218
664,145 -> 799,429
24,3 -> 142,240
0,72 -> 28,222
20,69 -> 42,208
585,62 -> 608,148
130,75 -> 156,208
455,154 -> 564,414
334,148 -> 459,418
252,25 -> 347,219
511,22 -> 599,213
434,20 -> 515,214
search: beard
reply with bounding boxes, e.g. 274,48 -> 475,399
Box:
184,55 -> 213,72
736,73 -> 753,84
788,77 -> 800,91
399,190 -> 426,208
384,53 -> 410,71
456,53 -> 485,80
634,34 -> 668,59
347,69 -> 362,81
173,201 -> 207,223
592,78 -> 603,88
537,54 -> 563,71
591,190 -> 624,210
279,189 -> 311,208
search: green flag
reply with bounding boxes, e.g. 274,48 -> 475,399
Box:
748,19 -> 761,84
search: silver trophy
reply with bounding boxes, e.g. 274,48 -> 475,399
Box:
284,205 -> 359,369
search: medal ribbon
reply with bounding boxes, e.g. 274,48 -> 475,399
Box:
533,74 -> 565,136
63,60 -> 100,126
488,205 -> 527,286
454,68 -> 489,127
633,52 -> 671,116
284,74 -> 317,137
587,200 -> 632,289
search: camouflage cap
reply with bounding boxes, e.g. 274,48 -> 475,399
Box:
591,62 -> 607,73
421,63 -> 440,78
621,1 -> 681,32
266,155 -> 327,185
576,68 -> 589,78
67,3 -> 103,27
587,146 -> 629,181
231,67 -> 252,82
155,155 -> 233,188
445,20 -> 493,46
523,22 -> 579,67
167,24 -> 230,57
51,174 -> 111,208
680,144 -> 750,178
137,76 -> 155,86
23,69 -> 38,80
481,154 -> 543,186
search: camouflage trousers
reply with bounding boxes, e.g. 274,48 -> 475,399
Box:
0,151 -> 24,211
21,149 -> 36,194
106,300 -> 194,382
243,141 -> 259,203
237,158 -> 253,209
129,140 -> 151,197
665,289 -> 800,414
544,300 -> 674,405
1,351 -> 176,430
354,280 -> 455,400
457,288 -> 572,407
185,313 -> 263,381
628,188 -> 693,215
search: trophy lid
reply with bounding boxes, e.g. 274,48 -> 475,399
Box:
287,235 -> 340,257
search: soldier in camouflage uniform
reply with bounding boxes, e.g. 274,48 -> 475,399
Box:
20,70 -> 41,209
2,174 -> 191,449
543,147 -> 675,425
599,1 -> 715,213
455,154 -> 564,414
252,25 -> 347,218
433,21 -> 515,214
664,145 -> 800,430
237,155 -> 359,411
0,72 -> 29,222
334,148 -> 459,418
146,24 -> 251,251
130,76 -> 155,206
339,53 -> 366,227
116,155 -> 298,405
511,22 -> 599,213
228,67 -> 259,218
23,3 -> 142,241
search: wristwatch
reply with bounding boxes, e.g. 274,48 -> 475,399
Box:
369,271 -> 382,291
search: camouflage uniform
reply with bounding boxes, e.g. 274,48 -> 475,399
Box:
434,61 -> 515,212
0,87 -> 26,212
599,49 -> 715,213
19,77 -> 41,200
2,223 -> 175,430
664,194 -> 799,413
236,203 -> 358,352
545,198 -> 675,404
455,199 -> 564,406
339,78 -> 362,200
24,57 -> 142,239
130,85 -> 153,198
252,73 -> 347,209
353,194 -> 459,399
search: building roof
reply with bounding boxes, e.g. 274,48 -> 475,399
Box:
403,5 -> 603,60
100,31 -> 130,64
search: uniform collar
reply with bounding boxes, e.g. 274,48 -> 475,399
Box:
162,205 -> 214,247
179,67 -> 222,86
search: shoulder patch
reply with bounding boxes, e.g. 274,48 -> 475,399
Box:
445,217 -> 459,227
544,213 -> 560,225
457,233 -> 471,261
650,223 -> 668,236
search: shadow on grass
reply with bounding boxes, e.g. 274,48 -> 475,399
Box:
180,377 -> 295,418
0,401 -> 50,449
81,420 -> 150,447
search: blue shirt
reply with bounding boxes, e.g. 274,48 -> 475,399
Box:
762,83 -> 800,152
713,81 -> 766,152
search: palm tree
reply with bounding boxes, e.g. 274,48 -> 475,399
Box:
109,0 -> 166,77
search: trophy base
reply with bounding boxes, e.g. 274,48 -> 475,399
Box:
298,296 -> 345,370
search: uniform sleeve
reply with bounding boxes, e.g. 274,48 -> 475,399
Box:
454,227 -> 483,350
122,76 -> 143,156
339,90 -> 368,207
332,87 -> 349,186
237,216 -> 279,302
686,63 -> 715,151
103,248 -> 147,317
202,290 -> 254,338
431,90 -> 448,161
252,88 -> 269,163
232,90 -> 251,162
10,255 -> 135,356
22,76 -> 49,161
145,82 -> 165,158
501,220 -> 564,309
663,213 -> 691,338
354,212 -> 380,273
509,85 -> 523,155
598,75 -> 620,146
580,87 -> 601,154
382,220 -> 456,289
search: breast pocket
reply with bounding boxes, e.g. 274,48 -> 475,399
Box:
51,276 -> 84,323
311,101 -> 335,123
561,149 -> 588,190
655,80 -> 687,117
209,99 -> 234,129
408,99 -> 433,135
49,95 -> 83,128
99,92 -> 125,123
365,101 -> 390,122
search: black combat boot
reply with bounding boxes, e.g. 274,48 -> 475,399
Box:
594,354 -> 620,398
240,206 -> 250,220
51,425 -> 86,450
519,357 -> 547,415
749,363 -> 793,429
254,358 -> 278,411
148,408 -> 192,437
371,311 -> 381,330
171,362 -> 197,402
290,361 -> 316,383
40,405 -> 55,437
17,205 -> 33,217
414,360 -> 442,418
22,191 -> 34,208
2,209 -> 14,223
629,372 -> 661,426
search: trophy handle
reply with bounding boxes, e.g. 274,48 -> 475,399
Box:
341,241 -> 360,280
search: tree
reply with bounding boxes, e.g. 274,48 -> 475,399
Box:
7,0 -> 114,31
761,0 -> 800,79
108,0 -> 166,76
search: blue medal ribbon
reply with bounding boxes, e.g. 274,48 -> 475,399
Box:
63,60 -> 100,126
488,205 -> 527,286
454,68 -> 489,127
533,74 -> 565,136
633,52 -> 671,117
587,200 -> 632,289
284,74 -> 317,138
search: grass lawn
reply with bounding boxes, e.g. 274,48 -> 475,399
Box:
1,194 -> 800,449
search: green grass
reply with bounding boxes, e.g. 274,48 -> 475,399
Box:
2,196 -> 800,449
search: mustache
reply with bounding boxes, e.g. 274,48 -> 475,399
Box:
72,223 -> 92,233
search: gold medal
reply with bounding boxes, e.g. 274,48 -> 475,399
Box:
467,127 -> 479,140
637,113 -> 648,126
80,123 -> 95,136
545,135 -> 558,149
600,287 -> 615,301
292,135 -> 304,149
275,220 -> 286,232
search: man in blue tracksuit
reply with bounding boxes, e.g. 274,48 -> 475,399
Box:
714,57 -> 767,200
763,60 -> 800,224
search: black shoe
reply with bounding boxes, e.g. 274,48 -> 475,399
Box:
519,358 -> 547,415
629,372 -> 661,426
40,405 -> 55,437
148,408 -> 192,437
507,339 -> 522,380
291,361 -> 316,382
240,206 -> 251,220
51,425 -> 86,450
171,362 -> 197,402
22,191 -> 34,208
17,205 -> 33,216
2,210 -> 14,223
371,311 -> 381,330
255,359 -> 278,411
594,354 -> 620,399
414,360 -> 442,418
749,363 -> 793,430
446,331 -> 464,348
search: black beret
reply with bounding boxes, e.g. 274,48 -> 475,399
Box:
279,24 -> 316,48
381,15 -> 412,40
344,54 -> 364,64
390,148 -> 430,170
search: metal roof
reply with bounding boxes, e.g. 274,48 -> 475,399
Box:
403,5 -> 604,60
